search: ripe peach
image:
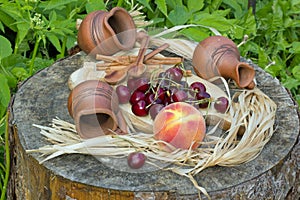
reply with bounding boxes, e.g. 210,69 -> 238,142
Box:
153,102 -> 206,150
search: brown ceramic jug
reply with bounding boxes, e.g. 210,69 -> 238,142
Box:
192,35 -> 255,89
68,80 -> 121,138
77,7 -> 136,56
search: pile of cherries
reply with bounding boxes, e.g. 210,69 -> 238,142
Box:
116,66 -> 229,120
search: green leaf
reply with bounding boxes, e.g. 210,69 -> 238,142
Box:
283,77 -> 300,91
0,21 -> 4,33
50,28 -> 65,36
4,75 -> 17,90
43,0 -> 78,11
0,7 -> 17,32
265,64 -> 283,77
11,67 -> 29,81
192,12 -> 233,32
0,74 -> 10,109
66,36 -> 77,50
292,65 -> 300,80
155,0 -> 168,16
212,8 -> 232,17
50,19 -> 74,35
180,27 -> 210,42
223,0 -> 244,18
165,0 -> 183,9
148,17 -> 165,25
266,56 -> 286,77
136,0 -> 153,12
187,0 -> 204,12
256,1 -> 272,17
0,36 -> 12,60
15,21 -> 30,48
168,5 -> 190,25
239,9 -> 256,36
85,0 -> 106,13
229,23 -> 244,39
294,94 -> 300,107
49,10 -> 57,23
2,54 -> 28,71
291,0 -> 300,6
209,0 -> 223,11
290,42 -> 300,54
257,46 -> 269,69
46,32 -> 62,53
33,57 -> 54,72
22,5 -> 34,12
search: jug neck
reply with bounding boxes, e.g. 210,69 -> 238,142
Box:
216,55 -> 255,88
102,7 -> 136,49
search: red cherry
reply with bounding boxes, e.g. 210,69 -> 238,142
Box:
173,66 -> 183,76
131,100 -> 148,116
155,87 -> 165,101
172,90 -> 188,102
135,77 -> 150,92
145,93 -> 163,105
130,90 -> 146,105
145,93 -> 155,105
168,86 -> 179,95
214,97 -> 229,113
127,152 -> 146,169
127,78 -> 138,92
190,82 -> 206,95
149,104 -> 164,120
127,77 -> 150,92
116,85 -> 130,104
196,91 -> 211,108
165,67 -> 183,83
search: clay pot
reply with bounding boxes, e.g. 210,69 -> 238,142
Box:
68,80 -> 120,138
192,35 -> 255,89
77,7 -> 136,56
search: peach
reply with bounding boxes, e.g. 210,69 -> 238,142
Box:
153,102 -> 206,150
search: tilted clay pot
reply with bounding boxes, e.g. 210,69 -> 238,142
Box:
68,80 -> 122,138
77,7 -> 136,56
192,35 -> 255,89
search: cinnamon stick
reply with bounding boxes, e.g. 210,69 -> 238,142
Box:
96,56 -> 182,70
97,65 -> 128,71
145,57 -> 182,65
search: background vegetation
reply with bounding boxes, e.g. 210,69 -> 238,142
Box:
0,0 -> 299,199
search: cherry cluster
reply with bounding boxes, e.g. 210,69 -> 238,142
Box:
116,66 -> 229,120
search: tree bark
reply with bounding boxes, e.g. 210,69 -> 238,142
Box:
7,53 -> 300,200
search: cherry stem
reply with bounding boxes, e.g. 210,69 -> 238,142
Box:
144,43 -> 169,61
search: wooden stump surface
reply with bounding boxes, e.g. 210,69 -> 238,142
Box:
8,53 -> 300,200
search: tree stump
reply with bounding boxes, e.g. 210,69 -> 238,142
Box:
8,53 -> 300,200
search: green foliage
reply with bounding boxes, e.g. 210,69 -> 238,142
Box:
0,32 -> 12,199
133,0 -> 256,41
0,35 -> 11,200
0,36 -> 12,117
0,0 -> 89,75
239,0 -> 300,104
